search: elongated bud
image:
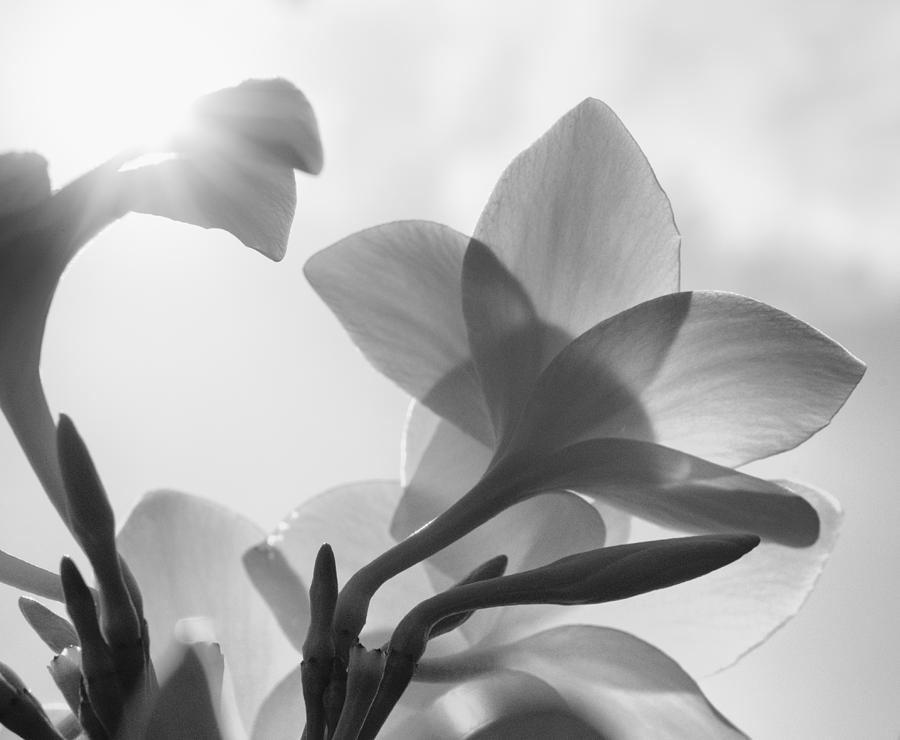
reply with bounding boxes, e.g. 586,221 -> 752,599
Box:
302,544 -> 338,740
57,415 -> 142,689
0,663 -> 65,740
427,555 -> 507,641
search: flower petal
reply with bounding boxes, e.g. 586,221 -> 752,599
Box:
116,491 -> 295,732
508,291 -> 865,466
0,550 -> 65,602
305,221 -> 492,444
250,666 -> 304,740
420,626 -> 746,739
549,481 -> 840,676
383,670 -> 599,740
189,78 -> 323,175
266,481 -> 453,647
120,153 -> 297,261
488,437 -> 819,547
0,152 -> 50,217
473,98 -> 680,343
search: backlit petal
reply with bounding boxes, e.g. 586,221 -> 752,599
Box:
421,627 -> 745,739
305,222 -> 492,443
473,98 -> 680,344
551,481 -> 840,676
250,666 -> 304,740
508,291 -> 865,466
116,491 -> 295,732
0,152 -> 50,217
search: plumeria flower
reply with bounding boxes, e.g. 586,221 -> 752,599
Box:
0,77 -> 322,529
304,98 -> 864,673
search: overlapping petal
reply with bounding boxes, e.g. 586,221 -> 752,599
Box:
505,291 -> 865,466
116,490 -> 295,731
305,221 -> 492,444
418,627 -> 746,739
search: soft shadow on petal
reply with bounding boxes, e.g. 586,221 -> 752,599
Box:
267,481 -> 451,647
305,222 -> 492,443
551,481 -> 841,676
0,152 -> 50,216
510,291 -> 865,467
490,437 -> 819,547
420,627 -> 745,740
473,98 -> 680,343
116,491 -> 295,732
385,670 -> 600,740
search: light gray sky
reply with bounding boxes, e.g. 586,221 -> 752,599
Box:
1,2 -> 898,738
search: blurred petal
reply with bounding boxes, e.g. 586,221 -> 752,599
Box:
383,671 -> 598,740
120,153 -> 296,261
509,291 -> 865,466
190,78 -> 323,174
394,407 -> 493,542
250,666 -> 303,740
116,491 -> 295,731
242,544 -> 310,653
421,627 -> 746,739
0,550 -> 65,601
18,598 -> 78,653
488,437 -> 819,547
0,152 -> 50,216
552,481 -> 841,676
305,221 -> 492,444
267,481 -> 455,647
473,98 -> 680,344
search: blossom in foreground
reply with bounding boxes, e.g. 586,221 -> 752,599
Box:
0,78 -> 322,528
304,98 -> 864,671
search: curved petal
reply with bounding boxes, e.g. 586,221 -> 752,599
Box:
0,151 -> 50,216
384,671 -> 599,740
508,291 -> 865,467
486,437 -> 819,547
189,78 -> 323,175
266,481 -> 456,648
250,666 -> 303,740
0,550 -> 65,602
473,98 -> 680,344
120,153 -> 296,262
550,481 -> 840,676
305,222 -> 493,445
116,491 -> 295,732
419,627 -> 745,739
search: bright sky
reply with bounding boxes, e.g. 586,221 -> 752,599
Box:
1,2 -> 898,739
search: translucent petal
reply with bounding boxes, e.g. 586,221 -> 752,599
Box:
189,78 -> 323,174
116,491 -> 295,732
488,437 -> 818,547
250,666 -> 303,740
549,481 -> 840,676
509,291 -> 865,466
473,98 -> 680,343
423,627 -> 745,739
120,153 -> 297,262
0,550 -> 65,602
0,152 -> 50,217
305,221 -> 492,444
383,671 -> 598,740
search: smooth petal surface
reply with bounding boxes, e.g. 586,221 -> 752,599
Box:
473,98 -> 680,343
486,437 -> 819,547
250,666 -> 303,740
267,481 -> 454,648
189,78 -> 323,174
421,627 -> 745,739
120,153 -> 296,261
549,481 -> 841,676
0,152 -> 50,216
305,221 -> 493,444
0,550 -> 65,602
116,491 -> 295,732
508,291 -> 865,466
384,671 -> 599,740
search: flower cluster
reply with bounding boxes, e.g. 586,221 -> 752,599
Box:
0,83 -> 863,740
